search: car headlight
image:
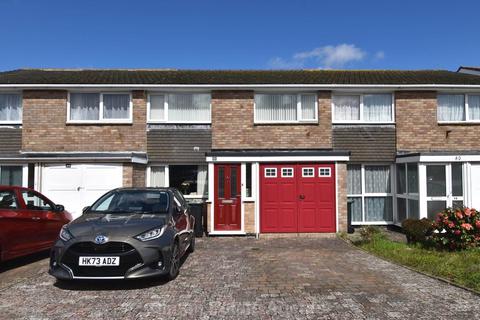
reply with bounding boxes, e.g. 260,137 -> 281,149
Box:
134,226 -> 167,242
59,226 -> 74,242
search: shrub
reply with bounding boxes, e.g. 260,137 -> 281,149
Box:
432,207 -> 480,250
359,226 -> 382,243
402,218 -> 434,244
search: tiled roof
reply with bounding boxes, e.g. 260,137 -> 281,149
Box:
0,69 -> 480,85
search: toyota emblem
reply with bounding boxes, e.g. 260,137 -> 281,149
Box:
94,235 -> 108,245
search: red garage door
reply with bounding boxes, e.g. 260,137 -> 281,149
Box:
260,164 -> 336,233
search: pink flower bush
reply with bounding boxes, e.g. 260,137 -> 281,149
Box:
432,207 -> 480,250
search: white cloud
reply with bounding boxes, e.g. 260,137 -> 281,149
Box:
374,51 -> 385,60
269,44 -> 377,69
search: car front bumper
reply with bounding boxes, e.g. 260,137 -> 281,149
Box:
49,234 -> 175,280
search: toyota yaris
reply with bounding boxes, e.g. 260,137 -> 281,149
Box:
49,188 -> 195,281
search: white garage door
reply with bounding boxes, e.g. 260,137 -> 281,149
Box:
472,164 -> 480,210
42,164 -> 123,219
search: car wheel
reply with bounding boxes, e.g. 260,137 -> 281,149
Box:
187,234 -> 195,253
167,241 -> 180,281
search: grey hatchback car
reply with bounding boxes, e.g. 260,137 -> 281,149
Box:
49,188 -> 195,281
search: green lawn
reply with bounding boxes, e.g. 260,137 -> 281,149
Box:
356,234 -> 480,292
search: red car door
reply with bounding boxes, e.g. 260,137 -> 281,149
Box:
19,189 -> 65,249
0,189 -> 40,260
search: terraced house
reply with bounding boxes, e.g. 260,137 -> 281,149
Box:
1,68 -> 480,236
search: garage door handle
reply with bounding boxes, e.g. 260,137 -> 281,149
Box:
299,194 -> 305,200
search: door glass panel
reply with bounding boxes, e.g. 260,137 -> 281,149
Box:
230,167 -> 238,197
349,197 -> 362,222
427,165 -> 446,197
0,166 -> 23,186
397,198 -> 406,222
452,200 -> 464,209
427,201 -> 446,220
218,167 -> 225,198
365,196 -> 392,222
451,163 -> 463,197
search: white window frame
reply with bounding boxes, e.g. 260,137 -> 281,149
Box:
0,92 -> 22,124
331,93 -> 395,124
67,92 -> 133,124
264,168 -> 277,178
302,167 -> 315,177
281,167 -> 294,177
241,162 -> 256,201
319,167 -> 331,177
348,164 -> 395,225
437,93 -> 480,124
146,92 -> 212,124
254,93 -> 318,124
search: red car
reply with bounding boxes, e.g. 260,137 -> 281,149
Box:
0,186 -> 72,262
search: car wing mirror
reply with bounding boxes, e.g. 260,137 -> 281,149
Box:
82,206 -> 91,214
55,204 -> 65,212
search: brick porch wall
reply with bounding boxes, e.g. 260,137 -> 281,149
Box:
211,90 -> 332,149
244,202 -> 255,234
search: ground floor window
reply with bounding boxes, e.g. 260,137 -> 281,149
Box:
348,164 -> 393,223
149,164 -> 208,198
0,165 -> 22,186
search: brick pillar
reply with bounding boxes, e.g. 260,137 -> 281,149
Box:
337,162 -> 348,232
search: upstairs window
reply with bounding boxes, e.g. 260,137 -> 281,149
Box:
438,94 -> 480,122
0,94 -> 22,123
333,93 -> 393,123
254,93 -> 317,123
68,93 -> 131,123
148,93 -> 211,123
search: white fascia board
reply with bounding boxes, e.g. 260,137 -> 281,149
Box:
206,156 -> 350,163
3,84 -> 480,90
396,154 -> 480,163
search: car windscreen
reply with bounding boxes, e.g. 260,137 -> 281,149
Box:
88,190 -> 169,214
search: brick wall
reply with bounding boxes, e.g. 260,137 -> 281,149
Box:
396,91 -> 480,152
211,90 -> 332,149
244,202 -> 255,234
132,164 -> 146,187
337,163 -> 348,233
22,90 -> 147,152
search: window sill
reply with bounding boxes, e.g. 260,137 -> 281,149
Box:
351,221 -> 394,225
332,121 -> 395,125
147,120 -> 212,124
254,121 -> 318,125
66,120 -> 133,125
438,121 -> 480,125
0,121 -> 22,125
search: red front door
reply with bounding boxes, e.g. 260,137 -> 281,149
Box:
214,164 -> 241,231
260,164 -> 336,233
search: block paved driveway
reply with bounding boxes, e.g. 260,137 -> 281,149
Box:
0,237 -> 479,320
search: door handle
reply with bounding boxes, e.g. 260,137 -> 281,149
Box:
32,217 -> 41,221
299,194 -> 305,200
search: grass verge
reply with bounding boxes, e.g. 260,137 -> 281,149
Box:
356,234 -> 480,292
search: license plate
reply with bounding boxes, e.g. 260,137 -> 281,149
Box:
79,256 -> 120,267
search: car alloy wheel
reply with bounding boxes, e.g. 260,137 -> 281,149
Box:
167,242 -> 180,280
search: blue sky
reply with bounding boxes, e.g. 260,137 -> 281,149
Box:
0,0 -> 478,71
